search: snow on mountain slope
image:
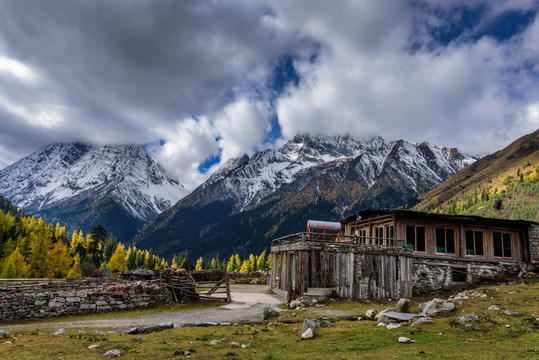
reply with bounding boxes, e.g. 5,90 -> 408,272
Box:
204,133 -> 479,211
0,143 -> 189,223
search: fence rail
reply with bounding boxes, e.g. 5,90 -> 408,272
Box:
271,232 -> 406,248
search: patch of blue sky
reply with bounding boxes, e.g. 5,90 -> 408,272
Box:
408,3 -> 537,52
198,149 -> 222,174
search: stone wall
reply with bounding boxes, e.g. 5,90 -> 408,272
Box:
412,257 -> 519,294
0,280 -> 172,322
529,224 -> 539,268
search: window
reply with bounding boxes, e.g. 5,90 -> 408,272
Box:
493,232 -> 512,258
357,229 -> 367,243
465,230 -> 484,256
435,228 -> 456,254
386,225 -> 394,239
406,225 -> 425,252
375,226 -> 384,244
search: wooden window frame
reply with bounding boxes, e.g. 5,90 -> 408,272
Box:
435,227 -> 456,255
406,225 -> 426,253
465,229 -> 485,257
385,224 -> 394,239
493,231 -> 513,259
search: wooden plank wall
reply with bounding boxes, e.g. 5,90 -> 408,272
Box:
271,248 -> 413,300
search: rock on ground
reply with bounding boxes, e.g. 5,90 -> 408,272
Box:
0,330 -> 10,339
103,349 -> 125,358
49,328 -> 68,336
263,306 -> 279,319
502,309 -> 519,316
301,328 -> 314,339
365,309 -> 378,320
456,314 -> 478,325
396,298 -> 412,313
398,336 -> 414,343
302,319 -> 320,334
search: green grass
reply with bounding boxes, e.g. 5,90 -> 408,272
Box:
1,280 -> 538,359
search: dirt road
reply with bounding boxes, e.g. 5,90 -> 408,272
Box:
2,285 -> 284,330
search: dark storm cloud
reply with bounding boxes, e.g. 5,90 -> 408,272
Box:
0,0 -> 538,187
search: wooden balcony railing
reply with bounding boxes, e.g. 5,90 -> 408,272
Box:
271,232 -> 406,248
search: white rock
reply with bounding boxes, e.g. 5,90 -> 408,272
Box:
301,328 -> 314,339
398,336 -> 414,343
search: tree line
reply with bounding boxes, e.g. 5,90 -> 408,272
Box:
0,196 -> 272,278
175,250 -> 272,273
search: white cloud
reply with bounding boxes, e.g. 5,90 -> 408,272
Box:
275,1 -> 539,153
0,55 -> 38,84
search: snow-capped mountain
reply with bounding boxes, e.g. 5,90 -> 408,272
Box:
203,134 -> 476,211
0,143 -> 188,241
135,133 -> 479,259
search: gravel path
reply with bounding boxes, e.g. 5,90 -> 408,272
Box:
2,285 -> 284,330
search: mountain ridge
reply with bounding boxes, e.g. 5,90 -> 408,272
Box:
134,133 -> 478,259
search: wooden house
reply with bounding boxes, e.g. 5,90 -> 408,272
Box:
270,210 -> 539,299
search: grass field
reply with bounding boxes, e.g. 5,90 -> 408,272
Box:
1,280 -> 537,359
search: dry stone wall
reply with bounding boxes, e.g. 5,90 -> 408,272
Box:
0,280 -> 172,322
412,257 -> 519,294
529,224 -> 539,268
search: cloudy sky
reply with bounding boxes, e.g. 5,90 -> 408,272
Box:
0,0 -> 538,189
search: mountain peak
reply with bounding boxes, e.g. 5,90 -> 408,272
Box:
0,142 -> 189,240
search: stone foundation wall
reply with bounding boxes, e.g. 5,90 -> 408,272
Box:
412,257 -> 519,294
0,280 -> 173,322
529,224 -> 539,267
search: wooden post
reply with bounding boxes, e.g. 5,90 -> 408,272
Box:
225,271 -> 231,303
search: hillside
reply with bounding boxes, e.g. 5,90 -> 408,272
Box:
414,129 -> 539,221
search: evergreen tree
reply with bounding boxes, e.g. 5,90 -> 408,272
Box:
87,224 -> 106,267
103,233 -> 118,264
126,246 -> 137,270
226,255 -> 236,272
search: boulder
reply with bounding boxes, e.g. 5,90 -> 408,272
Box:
88,344 -> 101,350
289,300 -> 304,309
436,302 -> 455,314
0,330 -> 10,339
488,305 -> 501,311
301,328 -> 314,339
384,312 -> 425,322
386,323 -> 401,330
365,309 -> 378,320
395,298 -> 412,313
263,306 -> 279,320
302,319 -> 320,334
